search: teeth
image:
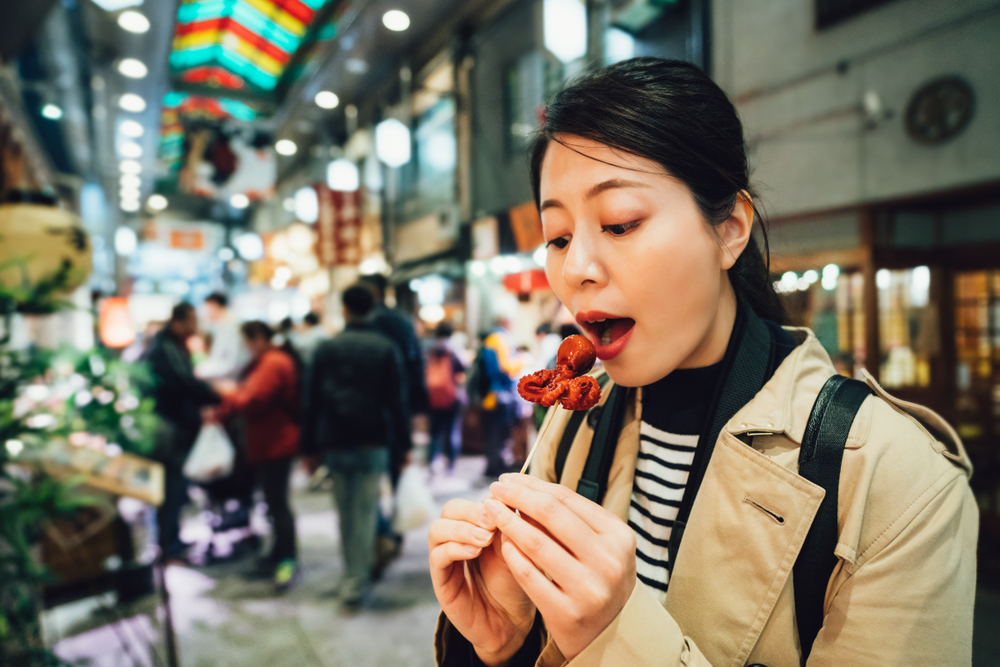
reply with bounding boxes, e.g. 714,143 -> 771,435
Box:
601,329 -> 612,345
594,318 -> 606,323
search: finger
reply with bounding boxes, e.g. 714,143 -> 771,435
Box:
497,531 -> 567,613
428,518 -> 495,550
489,480 -> 595,554
485,499 -> 583,588
440,498 -> 497,530
430,541 -> 484,573
498,473 -> 615,533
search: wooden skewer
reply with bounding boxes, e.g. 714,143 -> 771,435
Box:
519,409 -> 557,475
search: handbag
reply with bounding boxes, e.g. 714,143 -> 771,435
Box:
183,423 -> 236,483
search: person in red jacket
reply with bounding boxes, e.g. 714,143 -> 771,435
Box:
212,320 -> 300,591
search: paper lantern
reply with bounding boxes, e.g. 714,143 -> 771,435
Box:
99,297 -> 136,348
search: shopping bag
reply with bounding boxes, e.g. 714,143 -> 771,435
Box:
183,424 -> 235,483
392,465 -> 435,533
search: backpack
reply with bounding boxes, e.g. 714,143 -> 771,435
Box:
426,352 -> 457,410
465,349 -> 493,407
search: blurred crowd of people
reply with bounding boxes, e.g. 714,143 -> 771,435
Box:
130,277 -> 574,609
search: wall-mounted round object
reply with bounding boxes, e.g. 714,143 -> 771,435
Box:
905,76 -> 974,146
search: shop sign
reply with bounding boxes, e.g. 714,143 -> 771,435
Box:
503,269 -> 549,294
509,201 -> 544,251
472,216 -> 499,260
169,229 -> 204,250
315,183 -> 362,267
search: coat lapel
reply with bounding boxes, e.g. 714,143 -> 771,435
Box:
664,431 -> 824,667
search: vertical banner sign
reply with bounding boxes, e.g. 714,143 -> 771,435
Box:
315,183 -> 337,267
333,189 -> 362,265
314,184 -> 363,267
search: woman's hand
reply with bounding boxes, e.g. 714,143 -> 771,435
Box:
486,474 -> 637,661
429,498 -> 536,666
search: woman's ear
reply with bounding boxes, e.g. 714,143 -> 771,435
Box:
717,191 -> 754,271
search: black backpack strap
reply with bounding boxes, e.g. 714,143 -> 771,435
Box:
554,372 -> 612,483
794,375 -> 873,661
576,383 -> 628,502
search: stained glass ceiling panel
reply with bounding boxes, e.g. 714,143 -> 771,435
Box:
170,0 -> 335,94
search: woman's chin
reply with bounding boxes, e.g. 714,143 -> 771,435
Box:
601,351 -> 669,388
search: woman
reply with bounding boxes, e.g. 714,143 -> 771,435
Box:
214,320 -> 300,591
428,58 -> 977,666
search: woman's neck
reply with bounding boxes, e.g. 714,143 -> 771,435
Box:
676,276 -> 737,370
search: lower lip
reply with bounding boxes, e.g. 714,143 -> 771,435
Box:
593,324 -> 635,361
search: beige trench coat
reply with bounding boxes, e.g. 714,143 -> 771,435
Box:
436,329 -> 978,666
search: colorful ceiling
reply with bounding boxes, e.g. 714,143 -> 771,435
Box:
159,93 -> 257,167
170,0 -> 345,95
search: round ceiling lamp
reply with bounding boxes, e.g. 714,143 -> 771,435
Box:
275,139 -> 297,156
327,158 -> 359,192
119,142 -> 143,158
294,187 -> 318,224
315,91 -> 339,109
41,104 -> 63,120
118,58 -> 148,79
119,119 -> 144,137
383,10 -> 410,31
119,159 -> 142,174
118,11 -> 150,34
230,193 -> 250,209
375,118 -> 411,168
147,194 -> 168,212
119,93 -> 146,113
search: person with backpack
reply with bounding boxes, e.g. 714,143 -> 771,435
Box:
210,321 -> 300,591
428,58 -> 977,667
426,323 -> 466,472
299,284 -> 411,609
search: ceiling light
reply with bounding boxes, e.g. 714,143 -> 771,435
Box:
230,193 -> 250,209
120,199 -> 140,212
119,120 -> 144,137
375,118 -> 411,168
383,10 -> 410,31
41,104 -> 63,120
118,58 -> 147,79
294,187 -> 318,223
275,139 -> 297,156
327,159 -> 359,192
120,174 -> 141,189
120,187 -> 140,201
234,232 -> 264,261
345,59 -> 368,74
147,194 -> 168,211
119,159 -> 142,174
119,142 -> 143,158
119,93 -> 146,113
543,0 -> 587,63
94,0 -> 142,10
114,227 -> 137,255
117,10 -> 150,34
315,91 -> 339,109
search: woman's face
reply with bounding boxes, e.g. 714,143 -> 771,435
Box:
243,335 -> 270,360
539,135 -> 751,387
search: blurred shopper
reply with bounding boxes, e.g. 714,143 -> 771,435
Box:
291,311 -> 328,363
300,285 -> 411,609
429,58 -> 977,666
144,303 -> 220,562
212,321 -> 301,591
470,330 -> 518,478
196,292 -> 247,381
425,323 -> 465,472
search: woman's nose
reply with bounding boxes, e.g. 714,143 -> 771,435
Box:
561,231 -> 606,289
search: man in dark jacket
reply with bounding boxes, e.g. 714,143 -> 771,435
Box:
300,284 -> 410,608
144,302 -> 219,561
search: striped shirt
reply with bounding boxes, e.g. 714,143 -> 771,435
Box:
630,422 -> 698,603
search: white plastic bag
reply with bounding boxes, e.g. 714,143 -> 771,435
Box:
183,424 -> 235,483
392,465 -> 435,533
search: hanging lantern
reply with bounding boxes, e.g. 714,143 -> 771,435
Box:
99,297 -> 135,348
0,195 -> 92,312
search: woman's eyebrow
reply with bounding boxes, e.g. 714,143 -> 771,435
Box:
540,178 -> 651,211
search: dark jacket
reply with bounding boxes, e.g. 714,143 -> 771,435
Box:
219,348 -> 300,465
370,304 -> 430,414
300,321 -> 411,457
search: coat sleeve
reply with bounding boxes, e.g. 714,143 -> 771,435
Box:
221,355 -> 283,415
156,337 -> 219,407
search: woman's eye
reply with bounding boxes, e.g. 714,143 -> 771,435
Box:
602,220 -> 641,237
547,236 -> 569,249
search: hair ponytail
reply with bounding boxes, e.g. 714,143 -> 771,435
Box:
530,57 -> 787,325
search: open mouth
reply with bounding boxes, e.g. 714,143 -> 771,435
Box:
576,312 -> 636,348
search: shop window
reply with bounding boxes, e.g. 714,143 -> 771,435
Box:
877,267 -> 935,388
954,271 -> 1000,443
775,266 -> 866,377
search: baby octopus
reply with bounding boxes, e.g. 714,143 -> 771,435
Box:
518,335 -> 601,411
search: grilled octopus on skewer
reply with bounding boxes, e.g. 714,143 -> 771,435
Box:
517,335 -> 601,411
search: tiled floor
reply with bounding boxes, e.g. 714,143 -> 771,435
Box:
43,455 -> 1000,666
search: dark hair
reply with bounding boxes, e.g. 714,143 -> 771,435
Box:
170,302 -> 196,323
240,320 -> 273,341
304,311 -> 321,326
358,274 -> 387,302
343,284 -> 375,317
278,317 -> 293,332
558,323 -> 580,339
435,322 -> 454,339
529,58 -> 786,325
205,292 -> 229,308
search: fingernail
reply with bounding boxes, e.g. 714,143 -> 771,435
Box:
498,473 -> 519,482
484,499 -> 503,517
473,528 -> 492,542
490,482 -> 509,496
